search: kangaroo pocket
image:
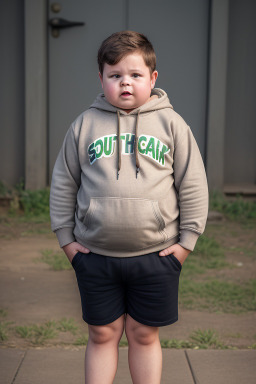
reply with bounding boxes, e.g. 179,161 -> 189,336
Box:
76,197 -> 168,251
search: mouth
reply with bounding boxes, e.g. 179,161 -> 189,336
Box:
121,91 -> 132,96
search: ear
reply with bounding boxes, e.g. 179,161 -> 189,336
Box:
150,70 -> 158,89
99,72 -> 103,88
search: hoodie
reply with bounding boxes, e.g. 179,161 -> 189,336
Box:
50,88 -> 208,257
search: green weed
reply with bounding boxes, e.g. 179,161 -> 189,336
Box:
0,310 -> 12,341
210,191 -> 256,220
119,339 -> 129,347
18,188 -> 50,218
0,321 -> 10,341
15,319 -> 81,345
189,329 -> 224,349
15,321 -> 57,345
74,334 -> 88,346
15,325 -> 33,339
32,322 -> 57,344
0,309 -> 8,317
1,181 -> 50,221
0,181 -> 13,197
56,318 -> 78,334
40,249 -> 72,271
161,329 -> 226,349
161,338 -> 193,349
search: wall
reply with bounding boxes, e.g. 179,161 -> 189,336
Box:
0,0 -> 25,186
224,0 -> 256,185
1,0 -> 255,190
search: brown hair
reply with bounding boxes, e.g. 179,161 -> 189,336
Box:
98,30 -> 156,75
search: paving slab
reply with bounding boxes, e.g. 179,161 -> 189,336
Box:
161,349 -> 194,384
113,348 -> 194,384
0,349 -> 25,384
1,347 -> 194,384
187,349 -> 256,384
13,348 -> 85,384
114,348 -> 132,384
2,348 -> 255,384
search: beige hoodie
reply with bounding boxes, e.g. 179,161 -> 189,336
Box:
50,88 -> 208,256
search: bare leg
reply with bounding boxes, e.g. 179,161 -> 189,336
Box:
84,315 -> 125,384
125,315 -> 162,384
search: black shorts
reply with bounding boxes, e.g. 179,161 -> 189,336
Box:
72,251 -> 182,327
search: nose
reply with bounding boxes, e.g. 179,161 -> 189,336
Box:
121,76 -> 131,86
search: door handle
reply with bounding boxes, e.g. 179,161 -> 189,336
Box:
49,18 -> 85,29
49,18 -> 85,37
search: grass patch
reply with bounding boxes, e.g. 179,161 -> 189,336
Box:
0,309 -> 10,341
0,309 -> 11,341
0,309 -> 8,318
15,318 -> 80,345
189,329 -> 224,349
179,279 -> 256,313
74,334 -> 88,346
40,249 -> 72,271
0,321 -> 10,341
9,181 -> 50,220
119,336 -> 129,347
15,321 -> 57,345
0,181 -> 50,221
0,181 -> 13,198
161,338 -> 192,349
161,329 -> 226,349
15,325 -> 34,339
56,318 -> 78,334
210,191 -> 256,220
182,235 -> 228,278
18,188 -> 50,219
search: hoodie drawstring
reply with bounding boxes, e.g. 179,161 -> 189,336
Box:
117,111 -> 121,180
135,110 -> 140,178
116,110 -> 140,180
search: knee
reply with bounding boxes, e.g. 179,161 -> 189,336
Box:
89,319 -> 124,345
126,321 -> 159,346
89,326 -> 114,345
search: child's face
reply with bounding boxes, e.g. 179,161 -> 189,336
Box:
99,52 -> 158,113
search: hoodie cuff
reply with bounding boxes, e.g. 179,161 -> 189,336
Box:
178,229 -> 200,251
55,227 -> 75,248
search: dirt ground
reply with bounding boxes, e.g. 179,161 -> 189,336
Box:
0,208 -> 255,349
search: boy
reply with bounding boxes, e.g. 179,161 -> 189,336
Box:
50,31 -> 208,383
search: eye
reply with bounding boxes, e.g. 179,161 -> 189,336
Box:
132,73 -> 141,78
110,74 -> 120,78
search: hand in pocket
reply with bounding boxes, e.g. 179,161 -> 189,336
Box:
62,242 -> 90,263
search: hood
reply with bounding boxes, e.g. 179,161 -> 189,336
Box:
89,88 -> 173,179
89,88 -> 173,114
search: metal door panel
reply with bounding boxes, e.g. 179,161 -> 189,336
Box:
48,0 -> 209,179
48,0 -> 127,175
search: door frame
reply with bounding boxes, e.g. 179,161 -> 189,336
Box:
24,0 -> 47,189
24,0 -> 229,190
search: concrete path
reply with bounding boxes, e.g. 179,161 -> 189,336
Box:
0,348 -> 255,384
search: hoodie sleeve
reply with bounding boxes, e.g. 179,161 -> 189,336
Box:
173,124 -> 208,251
50,123 -> 81,248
